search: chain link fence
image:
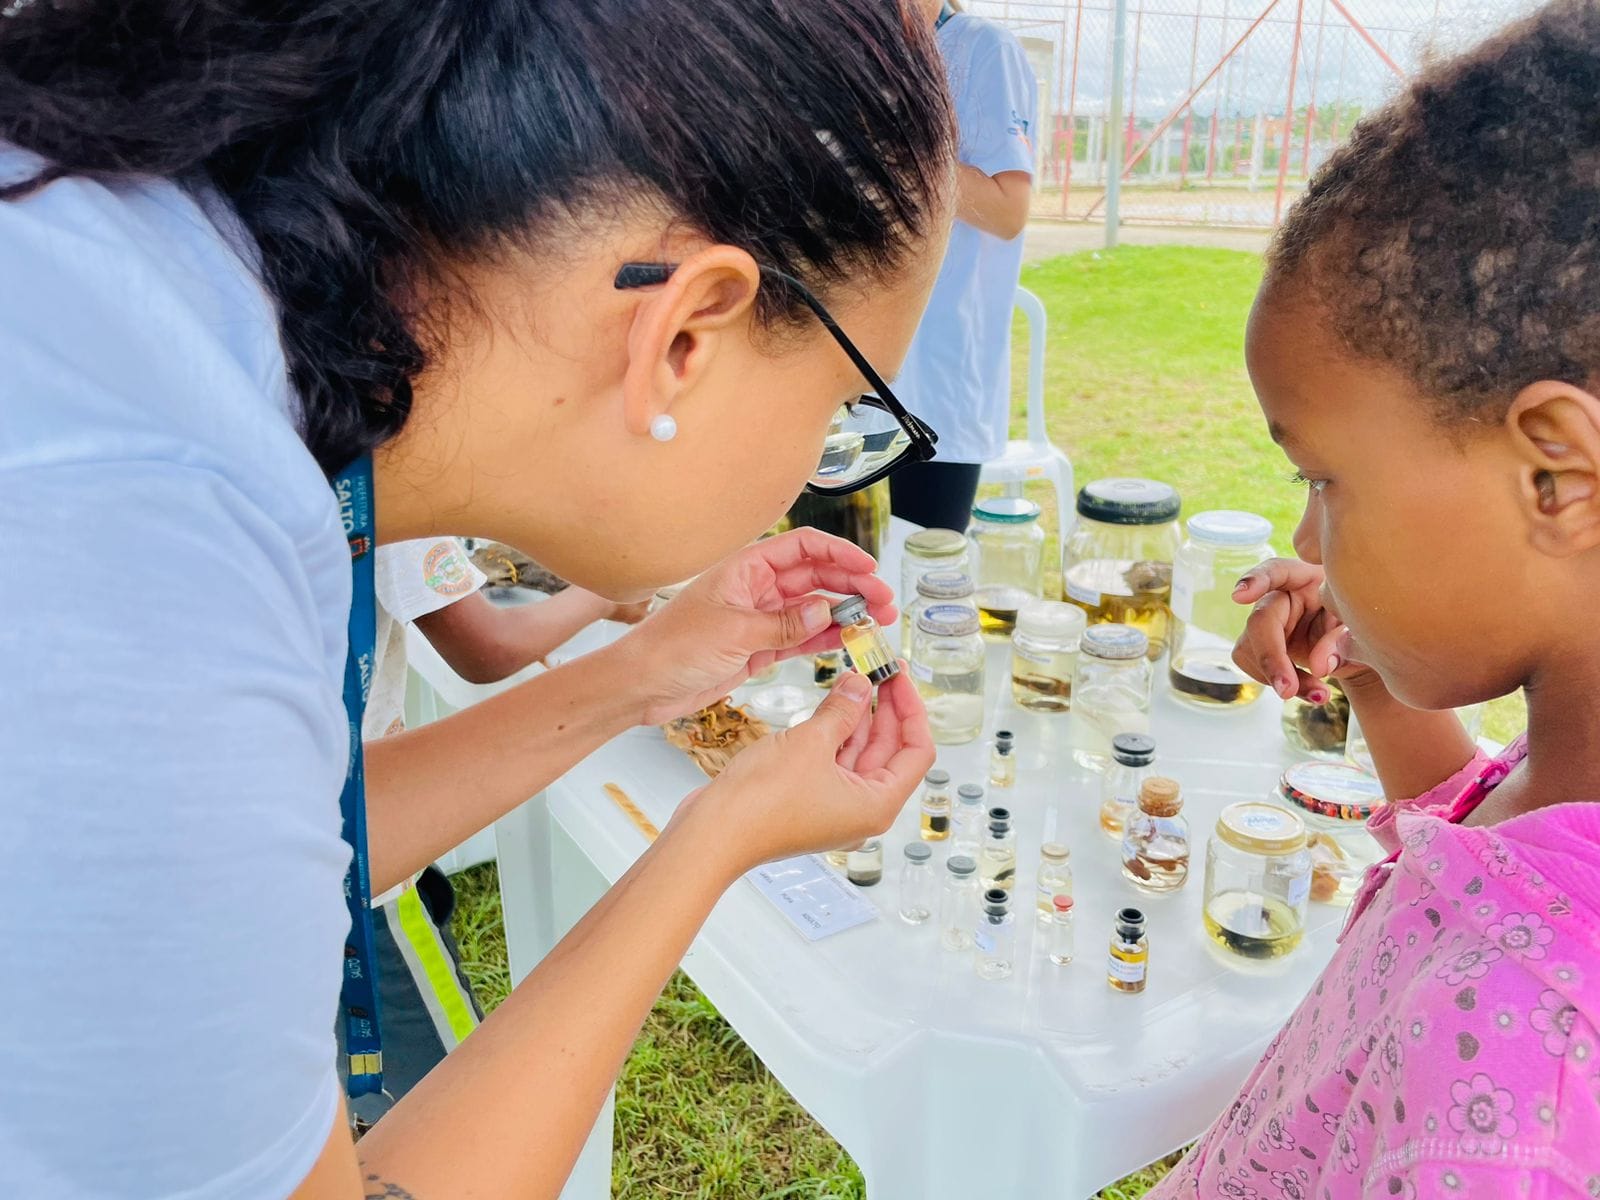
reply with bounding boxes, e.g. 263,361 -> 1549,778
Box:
964,0 -> 1540,227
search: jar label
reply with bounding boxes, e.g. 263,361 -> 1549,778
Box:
1287,870 -> 1312,909
1170,565 -> 1196,623
973,926 -> 996,953
910,660 -> 935,683
1013,645 -> 1054,666
1065,579 -> 1101,607
1107,953 -> 1147,983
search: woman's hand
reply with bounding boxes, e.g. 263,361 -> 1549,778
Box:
616,528 -> 895,727
1232,558 -> 1384,703
676,670 -> 935,869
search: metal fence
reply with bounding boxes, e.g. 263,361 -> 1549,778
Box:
964,0 -> 1540,227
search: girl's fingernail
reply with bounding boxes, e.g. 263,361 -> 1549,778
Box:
1277,676 -> 1295,697
1234,576 -> 1252,592
1327,654 -> 1342,673
1310,688 -> 1330,705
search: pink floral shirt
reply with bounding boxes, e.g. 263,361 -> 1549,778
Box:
1152,739 -> 1600,1199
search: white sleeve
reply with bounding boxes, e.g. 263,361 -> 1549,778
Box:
374,537 -> 487,626
960,30 -> 1039,179
0,460 -> 353,1199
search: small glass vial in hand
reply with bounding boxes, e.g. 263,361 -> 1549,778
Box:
1048,894 -> 1076,966
846,838 -> 883,887
1036,842 -> 1073,924
1107,907 -> 1149,992
1122,777 -> 1190,893
830,594 -> 899,686
1099,733 -> 1157,840
989,730 -> 1017,789
919,768 -> 953,841
978,806 -> 1017,892
939,854 -> 979,951
974,887 -> 1016,980
951,783 -> 986,854
898,841 -> 936,925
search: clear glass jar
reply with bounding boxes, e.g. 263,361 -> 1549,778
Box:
1281,678 -> 1350,758
939,854 -> 979,951
845,838 -> 883,887
952,783 -> 986,854
831,594 -> 899,686
974,887 -> 1016,980
909,604 -> 986,745
1036,842 -> 1073,923
989,730 -> 1016,789
898,841 -> 936,925
967,496 -> 1045,638
919,768 -> 953,841
1274,760 -> 1386,905
1168,511 -> 1274,709
1121,777 -> 1190,893
1048,895 -> 1076,965
1099,732 -> 1157,840
1107,907 -> 1149,993
1011,599 -> 1086,713
900,527 -> 969,621
978,806 -> 1017,892
901,568 -> 975,647
1203,802 -> 1312,962
1063,478 -> 1182,660
1067,623 -> 1153,769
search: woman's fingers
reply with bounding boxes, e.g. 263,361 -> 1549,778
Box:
853,673 -> 933,787
749,527 -> 878,578
770,563 -> 895,606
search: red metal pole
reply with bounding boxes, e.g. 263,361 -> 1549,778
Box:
1179,9 -> 1201,188
1061,0 -> 1085,218
1325,0 -> 1404,78
1126,5 -> 1145,164
1206,111 -> 1219,180
1274,0 -> 1305,223
1301,0 -> 1327,174
1083,0 -> 1282,216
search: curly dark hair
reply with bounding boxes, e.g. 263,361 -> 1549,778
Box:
0,1 -> 953,476
1267,0 -> 1600,421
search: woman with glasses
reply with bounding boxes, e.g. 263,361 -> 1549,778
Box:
0,3 -> 949,1197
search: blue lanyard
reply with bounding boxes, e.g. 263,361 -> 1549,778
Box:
936,3 -> 955,29
333,454 -> 384,1100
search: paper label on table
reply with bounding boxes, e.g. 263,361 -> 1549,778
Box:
1169,565 -> 1196,623
1287,871 -> 1312,910
1065,579 -> 1101,607
910,660 -> 935,683
746,855 -> 877,941
1107,954 -> 1147,984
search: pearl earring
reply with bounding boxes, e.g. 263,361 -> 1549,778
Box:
650,414 -> 678,443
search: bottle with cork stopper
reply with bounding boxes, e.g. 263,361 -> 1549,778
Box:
1121,777 -> 1190,893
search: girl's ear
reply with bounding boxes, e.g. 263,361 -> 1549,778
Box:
1506,381 -> 1600,556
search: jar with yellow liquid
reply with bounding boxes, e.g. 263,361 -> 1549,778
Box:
1063,479 -> 1181,659
967,497 -> 1044,637
1167,511 -> 1274,709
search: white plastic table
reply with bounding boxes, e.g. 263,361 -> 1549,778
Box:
465,524 -> 1353,1199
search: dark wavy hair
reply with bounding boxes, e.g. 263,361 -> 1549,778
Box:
0,0 -> 953,475
1267,0 -> 1600,423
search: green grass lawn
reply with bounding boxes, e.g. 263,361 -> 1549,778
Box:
450,244 -> 1525,1197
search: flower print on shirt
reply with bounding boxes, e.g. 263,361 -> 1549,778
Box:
1371,935 -> 1402,986
1447,1071 -> 1519,1155
1437,941 -> 1503,986
1216,1166 -> 1260,1199
1270,1167 -> 1310,1200
1476,833 -> 1518,878
1257,1113 -> 1296,1154
1486,911 -> 1556,961
1529,989 -> 1577,1057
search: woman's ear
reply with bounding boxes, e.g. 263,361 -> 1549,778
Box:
619,247 -> 762,439
1506,380 -> 1600,556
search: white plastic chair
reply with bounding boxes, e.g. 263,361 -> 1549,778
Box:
979,286 -> 1074,539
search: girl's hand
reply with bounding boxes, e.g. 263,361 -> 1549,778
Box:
676,671 -> 935,868
617,528 -> 894,727
1232,558 -> 1382,702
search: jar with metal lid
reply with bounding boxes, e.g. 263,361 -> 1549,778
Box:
902,569 -> 975,646
900,528 -> 969,622
1168,511 -> 1274,709
1203,802 -> 1313,962
1067,623 -> 1153,769
909,603 -> 986,745
1063,479 -> 1181,659
1274,761 -> 1386,905
967,496 -> 1045,637
1010,600 -> 1086,713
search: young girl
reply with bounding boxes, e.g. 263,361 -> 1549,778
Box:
1152,4 -> 1600,1196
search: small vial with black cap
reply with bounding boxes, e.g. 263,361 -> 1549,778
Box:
989,729 -> 1017,788
831,594 -> 900,686
978,806 -> 1017,893
1107,906 -> 1150,993
974,887 -> 1016,980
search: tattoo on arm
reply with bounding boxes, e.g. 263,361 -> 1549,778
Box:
364,1174 -> 418,1199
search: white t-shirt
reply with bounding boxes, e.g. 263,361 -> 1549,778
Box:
893,13 -> 1038,465
0,147 -> 353,1197
365,538 -> 486,741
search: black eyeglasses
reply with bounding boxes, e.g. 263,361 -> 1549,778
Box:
614,262 -> 938,495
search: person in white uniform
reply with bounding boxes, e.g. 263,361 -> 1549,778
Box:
0,3 -> 952,1197
891,0 -> 1038,531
